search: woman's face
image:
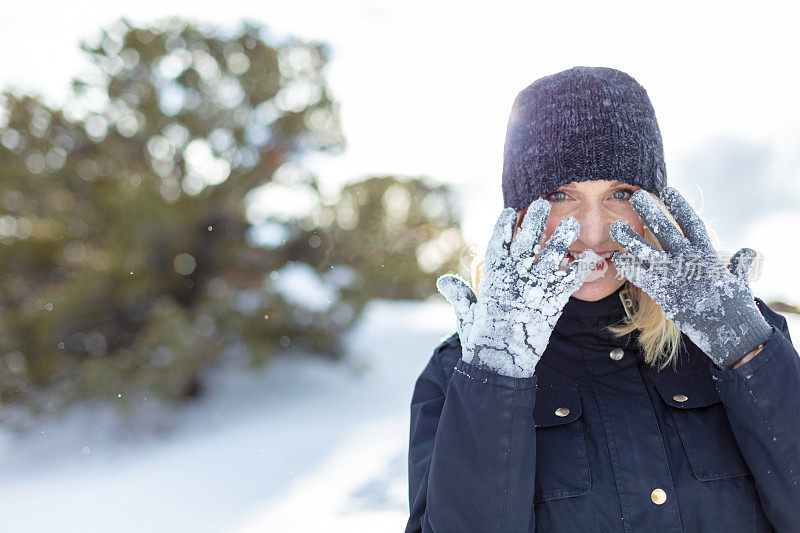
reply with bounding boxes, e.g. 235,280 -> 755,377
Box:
513,179 -> 647,302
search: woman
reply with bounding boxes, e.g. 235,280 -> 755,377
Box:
406,66 -> 800,532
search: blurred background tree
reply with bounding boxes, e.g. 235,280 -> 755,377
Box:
0,17 -> 467,425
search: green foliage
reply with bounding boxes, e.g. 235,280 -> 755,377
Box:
314,175 -> 467,303
0,18 -> 466,422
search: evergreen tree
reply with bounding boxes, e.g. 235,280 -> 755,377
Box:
0,18 -> 466,422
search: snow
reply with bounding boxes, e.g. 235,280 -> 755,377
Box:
611,187 -> 778,369
0,299 -> 456,532
270,261 -> 340,312
442,202 -> 601,378
0,299 -> 796,532
246,220 -> 290,248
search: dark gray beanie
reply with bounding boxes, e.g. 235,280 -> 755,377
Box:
501,66 -> 667,211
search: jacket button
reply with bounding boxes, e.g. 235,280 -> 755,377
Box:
609,348 -> 624,361
651,488 -> 667,505
554,407 -> 570,417
672,394 -> 689,402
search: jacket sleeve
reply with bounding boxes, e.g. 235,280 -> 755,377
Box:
710,298 -> 800,532
406,334 -> 539,533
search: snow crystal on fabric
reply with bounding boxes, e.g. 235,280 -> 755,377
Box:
610,187 -> 772,369
437,199 -> 600,378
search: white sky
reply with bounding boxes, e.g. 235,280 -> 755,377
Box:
1,0 -> 799,302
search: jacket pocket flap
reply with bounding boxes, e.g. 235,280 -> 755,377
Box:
534,384 -> 582,427
653,373 -> 721,409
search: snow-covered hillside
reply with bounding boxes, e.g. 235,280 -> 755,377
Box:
0,299 -> 455,532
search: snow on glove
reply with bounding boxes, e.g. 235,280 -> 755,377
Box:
436,198 -> 601,378
610,186 -> 772,370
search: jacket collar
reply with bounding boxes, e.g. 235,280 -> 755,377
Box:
561,285 -> 627,318
552,285 -> 634,349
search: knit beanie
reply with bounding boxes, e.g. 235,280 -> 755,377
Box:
501,66 -> 667,211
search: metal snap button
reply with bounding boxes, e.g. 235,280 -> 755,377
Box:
554,407 -> 570,417
651,488 -> 667,505
609,348 -> 624,361
672,394 -> 688,403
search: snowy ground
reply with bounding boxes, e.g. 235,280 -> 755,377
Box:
0,299 -> 796,533
0,298 -> 456,533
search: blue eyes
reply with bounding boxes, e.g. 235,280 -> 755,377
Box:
611,188 -> 636,200
544,188 -> 636,202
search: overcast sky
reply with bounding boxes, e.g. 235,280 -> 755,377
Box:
1,0 -> 798,302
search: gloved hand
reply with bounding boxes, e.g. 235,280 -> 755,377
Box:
436,198 -> 601,378
610,186 -> 773,370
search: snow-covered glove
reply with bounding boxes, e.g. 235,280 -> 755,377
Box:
610,186 -> 772,370
436,199 -> 601,378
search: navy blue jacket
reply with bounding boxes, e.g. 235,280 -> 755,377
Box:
406,287 -> 800,532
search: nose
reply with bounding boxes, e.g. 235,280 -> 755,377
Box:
568,201 -> 616,250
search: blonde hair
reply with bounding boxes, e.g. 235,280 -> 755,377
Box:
469,191 -> 717,371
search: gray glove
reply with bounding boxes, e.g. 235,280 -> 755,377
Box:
610,186 -> 772,370
436,198 -> 601,378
